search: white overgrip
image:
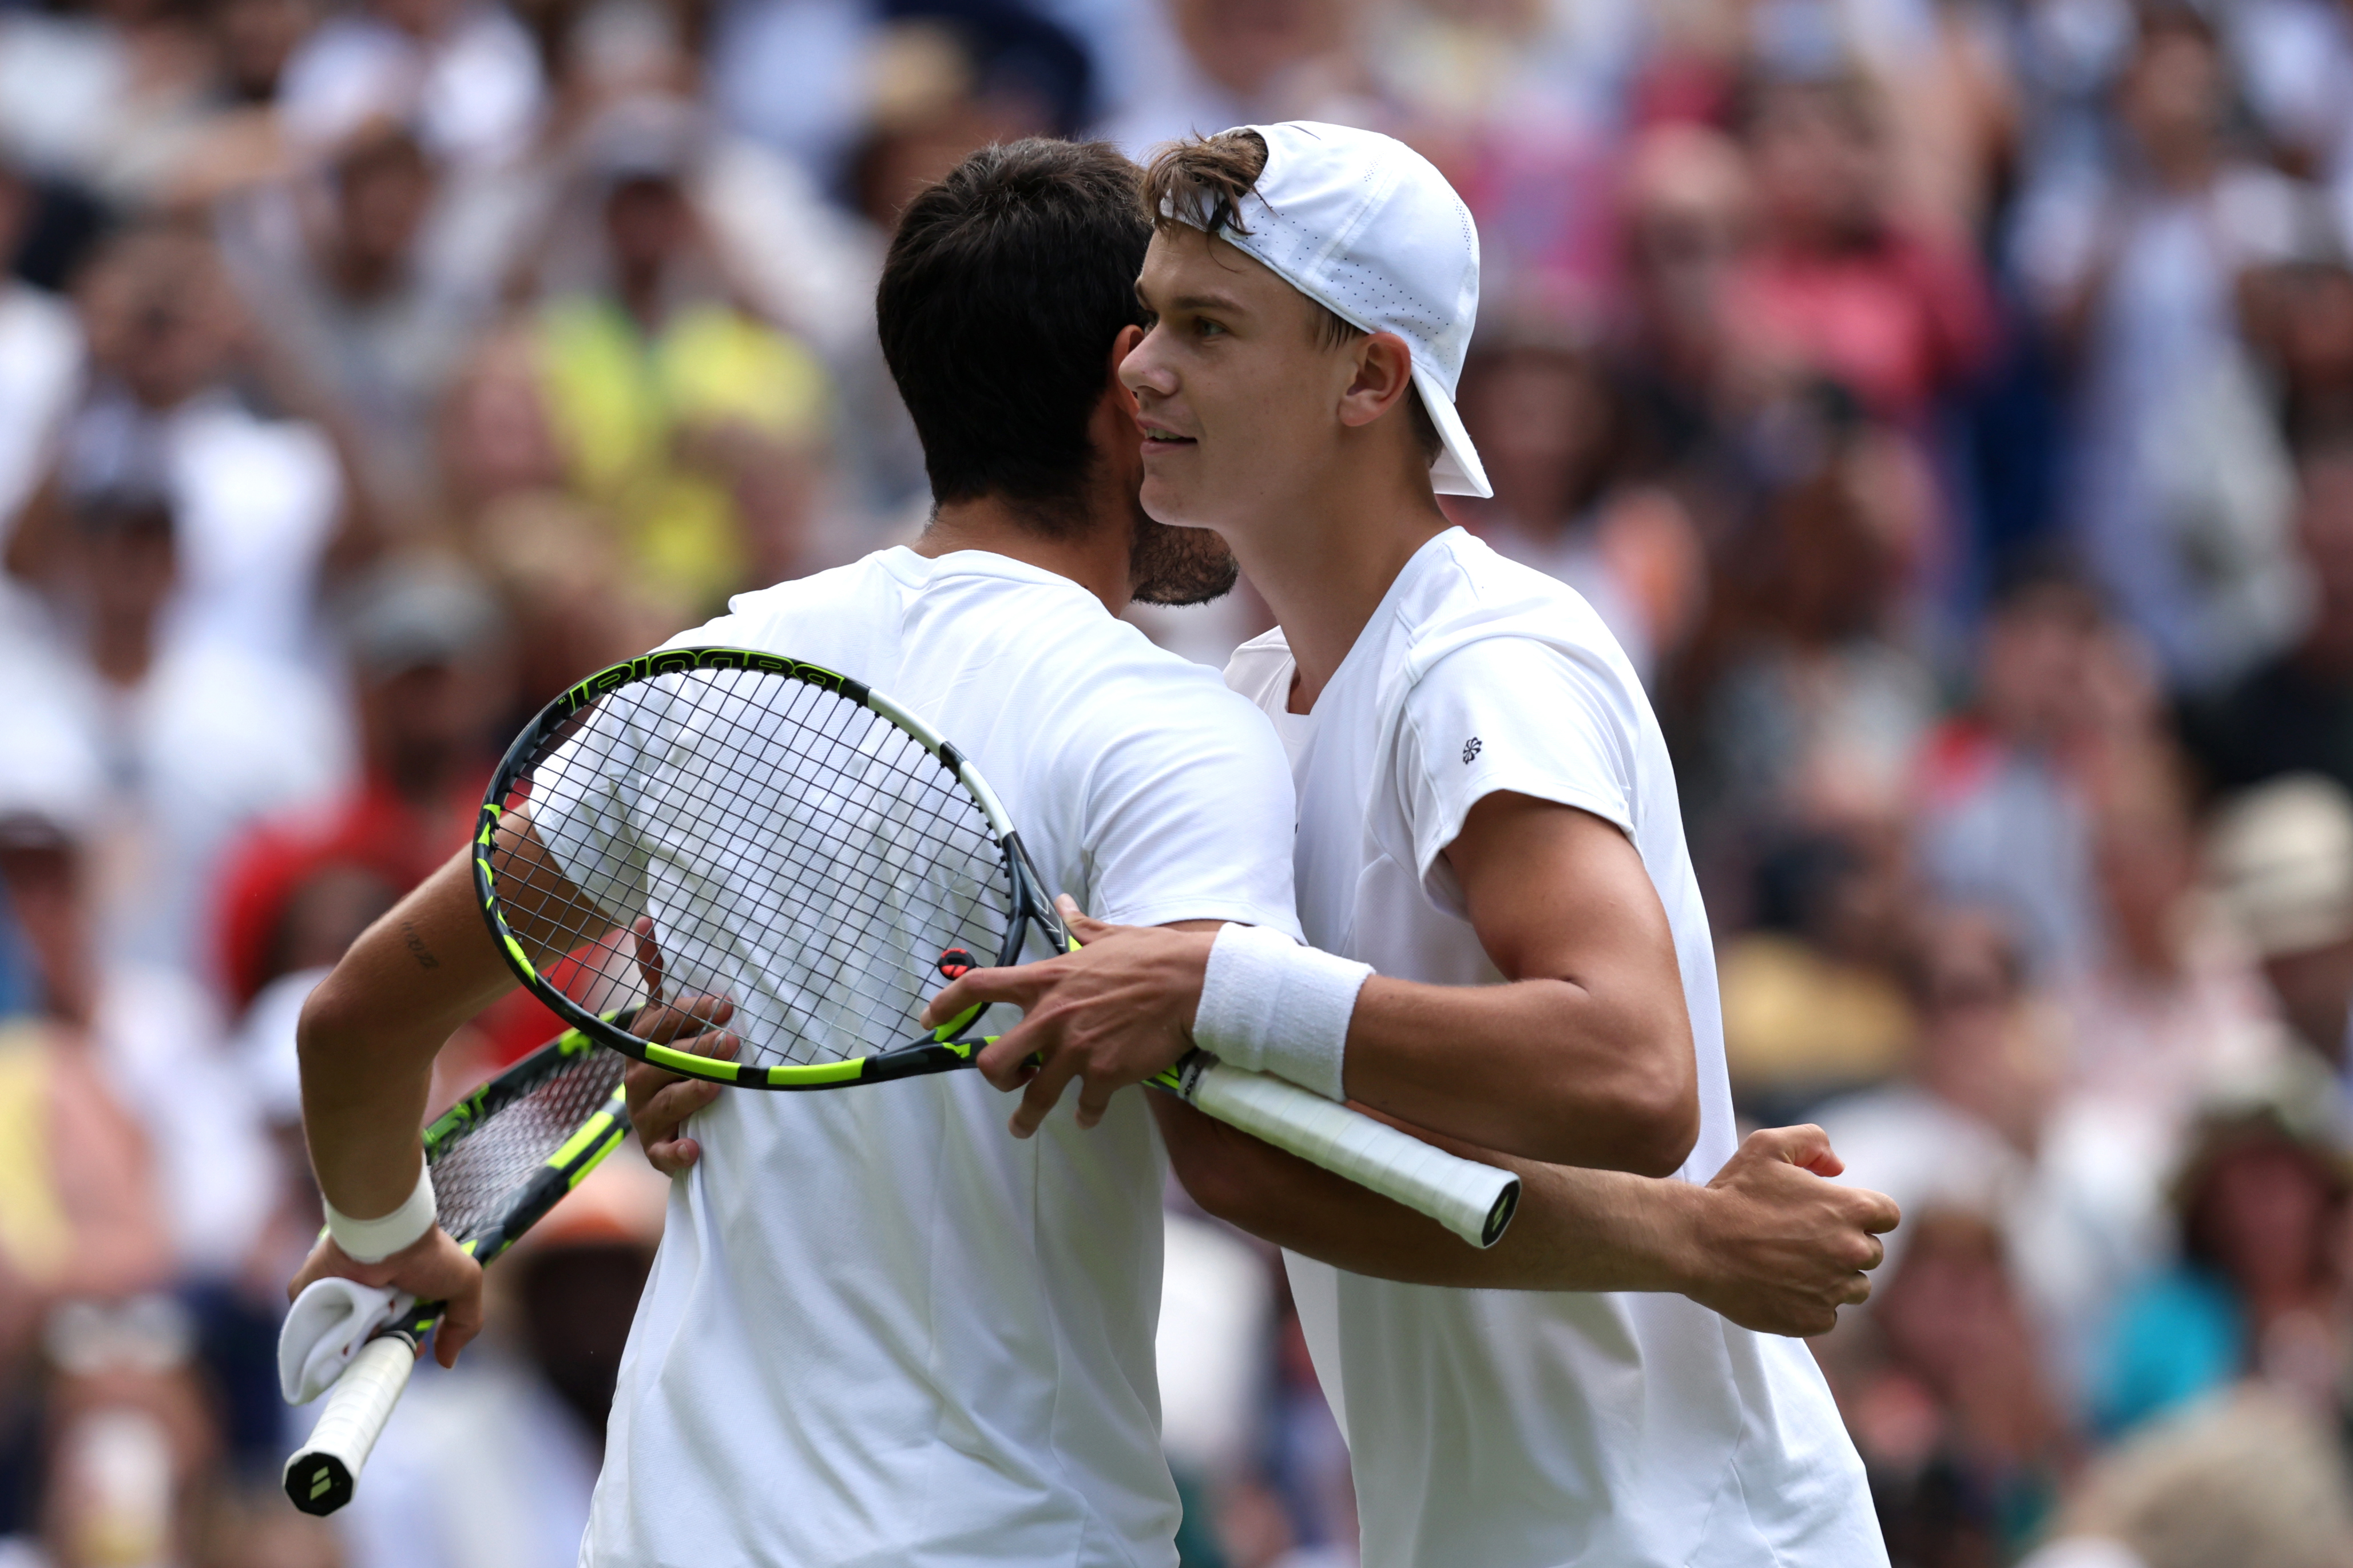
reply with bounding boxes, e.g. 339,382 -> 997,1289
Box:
1182,1058 -> 1520,1247
283,1335 -> 418,1514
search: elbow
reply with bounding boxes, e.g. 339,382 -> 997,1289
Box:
295,965 -> 367,1083
1617,1075 -> 1700,1178
1529,1028 -> 1699,1177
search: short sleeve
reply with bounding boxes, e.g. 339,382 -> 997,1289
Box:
525,694 -> 656,925
1076,677 -> 1303,939
526,613 -> 762,919
1395,636 -> 1640,915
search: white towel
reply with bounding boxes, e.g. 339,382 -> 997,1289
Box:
279,1277 -> 415,1405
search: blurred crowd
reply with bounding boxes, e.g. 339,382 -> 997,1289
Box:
5,0 -> 2353,1564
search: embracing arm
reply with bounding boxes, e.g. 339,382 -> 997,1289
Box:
1153,1095 -> 1899,1337
1339,790 -> 1696,1174
929,791 -> 1699,1174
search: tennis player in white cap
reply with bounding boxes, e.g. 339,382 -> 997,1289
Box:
926,122 -> 1890,1567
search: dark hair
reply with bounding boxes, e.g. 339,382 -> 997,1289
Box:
876,138 -> 1149,530
1141,129 -> 1443,463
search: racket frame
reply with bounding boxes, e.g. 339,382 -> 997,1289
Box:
283,1029 -> 633,1517
475,647 -> 1068,1090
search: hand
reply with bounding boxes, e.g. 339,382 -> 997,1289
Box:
287,1227 -> 485,1368
919,898 -> 1213,1138
1674,1125 -> 1900,1338
623,916 -> 739,1176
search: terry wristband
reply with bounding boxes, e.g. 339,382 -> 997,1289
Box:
323,1163 -> 437,1264
1191,923 -> 1372,1102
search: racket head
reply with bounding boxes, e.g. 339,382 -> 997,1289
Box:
475,648 -> 1065,1090
422,1026 -> 632,1269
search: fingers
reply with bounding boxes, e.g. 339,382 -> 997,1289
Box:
625,1031 -> 735,1175
1857,1188 -> 1902,1237
974,1026 -> 1041,1091
435,1277 -> 485,1367
1052,894 -> 1118,946
1074,1071 -> 1118,1132
1742,1123 -> 1843,1177
632,915 -> 666,1006
636,993 -> 736,1045
1008,1049 -> 1084,1141
920,966 -> 1043,1031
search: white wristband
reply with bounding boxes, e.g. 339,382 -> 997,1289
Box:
323,1164 -> 437,1264
1191,923 -> 1371,1101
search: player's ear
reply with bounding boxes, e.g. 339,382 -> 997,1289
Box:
1108,325 -> 1145,418
1337,332 -> 1415,431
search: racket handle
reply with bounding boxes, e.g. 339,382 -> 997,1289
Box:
1180,1058 -> 1521,1248
282,1334 -> 418,1516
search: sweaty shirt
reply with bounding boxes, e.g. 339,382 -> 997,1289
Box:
539,547 -> 1302,1568
1225,529 -> 1884,1568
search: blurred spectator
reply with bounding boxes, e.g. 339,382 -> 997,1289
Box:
1914,567 -> 2144,978
1729,73 -> 1996,435
1717,823 -> 1919,1117
0,163 -> 82,546
213,556 -> 507,1010
276,0 -> 545,166
1831,1208 -> 2073,1568
2092,1067 -> 2347,1436
0,0 -> 219,199
0,482 -> 348,979
1680,384 -> 1939,887
2019,1387 -> 2353,1568
2205,773 -> 2353,1073
213,121 -> 510,521
2015,8 -> 2308,692
1452,326 -> 1704,688
2181,439 -> 2353,796
1099,0 -> 1372,159
520,96 -> 840,612
6,222 -> 353,676
2061,747 -> 2283,1140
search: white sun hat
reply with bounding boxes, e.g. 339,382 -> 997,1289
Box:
1162,120 -> 1491,498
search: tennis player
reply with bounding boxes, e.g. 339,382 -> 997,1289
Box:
295,138 -> 1889,1566
922,124 -> 1890,1566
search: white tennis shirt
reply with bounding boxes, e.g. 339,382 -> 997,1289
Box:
543,547 -> 1302,1568
1224,529 -> 1885,1568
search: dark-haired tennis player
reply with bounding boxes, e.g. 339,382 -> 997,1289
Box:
297,137 -> 1890,1565
923,125 -> 1890,1566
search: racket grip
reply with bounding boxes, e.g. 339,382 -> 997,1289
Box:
1181,1058 -> 1521,1248
282,1335 -> 418,1516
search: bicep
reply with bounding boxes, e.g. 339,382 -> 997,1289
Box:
1443,791 -> 1684,1004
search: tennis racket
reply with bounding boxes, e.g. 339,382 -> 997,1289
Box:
475,646 -> 1519,1248
284,1027 -> 632,1516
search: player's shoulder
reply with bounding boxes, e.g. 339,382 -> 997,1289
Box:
1222,626 -> 1293,707
1392,530 -> 1641,701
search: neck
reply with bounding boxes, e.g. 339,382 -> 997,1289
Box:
915,493 -> 1134,616
1227,465 -> 1451,713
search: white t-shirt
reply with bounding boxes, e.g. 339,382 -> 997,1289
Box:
1224,529 -> 1882,1568
542,547 -> 1302,1568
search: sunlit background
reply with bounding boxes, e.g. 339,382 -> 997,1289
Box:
2,0 -> 2351,1564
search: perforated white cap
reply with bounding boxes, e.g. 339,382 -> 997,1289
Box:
1162,121 -> 1491,498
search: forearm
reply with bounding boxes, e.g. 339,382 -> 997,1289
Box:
297,850 -> 515,1217
1152,1096 -> 1700,1294
1340,974 -> 1696,1175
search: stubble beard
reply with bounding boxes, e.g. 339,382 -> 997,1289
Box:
1128,494 -> 1239,606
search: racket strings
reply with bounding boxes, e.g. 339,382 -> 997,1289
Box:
496,666 -> 1012,1070
428,1049 -> 626,1244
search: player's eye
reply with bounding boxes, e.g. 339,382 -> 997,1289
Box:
1196,318 -> 1225,338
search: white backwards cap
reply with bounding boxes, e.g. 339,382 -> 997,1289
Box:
1164,121 -> 1491,498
